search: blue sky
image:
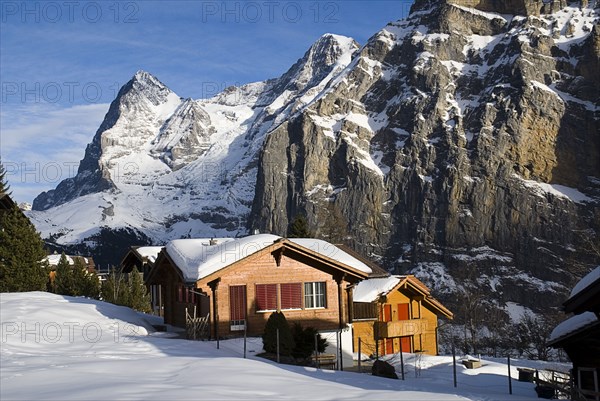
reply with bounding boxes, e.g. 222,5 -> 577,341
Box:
1,0 -> 414,203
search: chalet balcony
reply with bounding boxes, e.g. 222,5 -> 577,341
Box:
374,319 -> 429,339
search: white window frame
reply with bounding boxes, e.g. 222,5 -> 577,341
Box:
304,282 -> 326,309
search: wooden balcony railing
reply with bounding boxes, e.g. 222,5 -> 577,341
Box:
374,319 -> 429,339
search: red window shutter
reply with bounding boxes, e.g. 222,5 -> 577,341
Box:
256,284 -> 277,311
280,283 -> 302,310
177,285 -> 183,303
398,303 -> 410,320
229,285 -> 247,321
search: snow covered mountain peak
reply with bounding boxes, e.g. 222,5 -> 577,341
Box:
30,33 -> 364,258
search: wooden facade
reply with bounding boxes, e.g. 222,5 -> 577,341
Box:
550,267 -> 600,400
147,238 -> 370,339
352,275 -> 453,357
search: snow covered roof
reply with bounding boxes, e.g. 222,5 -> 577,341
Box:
353,276 -> 402,302
353,275 -> 453,319
286,238 -> 373,274
134,246 -> 164,264
45,254 -> 89,266
549,311 -> 599,343
164,234 -> 373,283
568,265 -> 600,301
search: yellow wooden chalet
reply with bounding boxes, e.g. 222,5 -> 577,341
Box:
352,275 -> 453,356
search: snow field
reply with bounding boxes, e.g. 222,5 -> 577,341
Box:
1,292 -> 567,400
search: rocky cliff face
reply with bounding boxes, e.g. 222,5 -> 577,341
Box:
249,1 -> 600,313
30,2 -> 598,318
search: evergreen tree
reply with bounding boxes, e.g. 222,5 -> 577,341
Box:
80,259 -> 101,299
0,165 -> 49,292
287,215 -> 312,238
0,160 -> 10,196
291,323 -> 328,359
129,267 -> 151,313
262,311 -> 295,356
54,253 -> 75,296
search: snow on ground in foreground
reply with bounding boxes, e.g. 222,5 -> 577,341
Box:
1,292 -> 560,400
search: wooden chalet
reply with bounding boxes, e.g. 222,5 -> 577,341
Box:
147,234 -> 373,367
120,246 -> 164,315
352,275 -> 453,357
0,192 -> 16,211
549,266 -> 600,400
120,246 -> 163,277
45,253 -> 96,288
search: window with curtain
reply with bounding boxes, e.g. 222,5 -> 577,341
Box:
304,282 -> 326,308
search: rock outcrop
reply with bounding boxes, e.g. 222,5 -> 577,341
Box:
30,2 -> 599,317
249,1 -> 600,313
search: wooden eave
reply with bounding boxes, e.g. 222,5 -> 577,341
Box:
146,249 -> 189,286
387,275 -> 453,319
119,247 -> 142,270
0,193 -> 16,210
548,319 -> 600,348
563,279 -> 600,315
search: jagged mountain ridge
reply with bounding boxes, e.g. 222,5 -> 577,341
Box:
250,0 -> 600,313
30,34 -> 360,261
30,2 -> 599,318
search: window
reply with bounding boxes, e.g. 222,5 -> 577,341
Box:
229,285 -> 247,331
255,284 -> 277,311
353,302 -> 377,320
304,282 -> 326,308
280,283 -> 302,310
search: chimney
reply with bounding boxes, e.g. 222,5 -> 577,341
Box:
209,238 -> 218,246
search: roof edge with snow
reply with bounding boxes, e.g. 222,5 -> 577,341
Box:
161,234 -> 374,283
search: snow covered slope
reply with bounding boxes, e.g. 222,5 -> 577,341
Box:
0,292 -> 556,400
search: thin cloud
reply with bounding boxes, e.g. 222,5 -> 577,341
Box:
1,103 -> 109,202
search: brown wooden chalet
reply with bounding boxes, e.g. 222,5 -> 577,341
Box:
120,246 -> 164,315
146,234 -> 372,343
549,266 -> 600,400
352,275 -> 453,357
120,246 -> 163,278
